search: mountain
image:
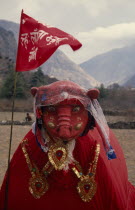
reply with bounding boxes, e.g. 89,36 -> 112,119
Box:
0,20 -> 100,89
0,20 -> 19,41
0,26 -> 17,86
41,50 -> 100,88
80,45 -> 135,86
0,26 -> 17,61
123,74 -> 135,87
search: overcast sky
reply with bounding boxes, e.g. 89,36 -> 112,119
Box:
1,0 -> 135,63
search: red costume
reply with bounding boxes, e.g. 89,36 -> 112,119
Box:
0,81 -> 135,210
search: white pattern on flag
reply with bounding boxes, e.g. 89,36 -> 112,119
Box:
21,33 -> 29,49
30,29 -> 48,44
29,47 -> 38,62
22,19 -> 26,24
46,35 -> 68,46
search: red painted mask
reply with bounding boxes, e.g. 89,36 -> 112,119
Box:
42,99 -> 88,141
31,81 -> 99,142
31,81 -> 114,159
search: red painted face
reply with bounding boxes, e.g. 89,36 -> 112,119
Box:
42,99 -> 88,141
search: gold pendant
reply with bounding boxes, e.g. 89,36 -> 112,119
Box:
48,141 -> 68,170
29,175 -> 49,199
77,175 -> 97,202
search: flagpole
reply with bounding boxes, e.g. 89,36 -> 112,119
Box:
3,10 -> 22,208
4,71 -> 18,210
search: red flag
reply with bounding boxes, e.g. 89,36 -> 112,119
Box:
16,11 -> 82,72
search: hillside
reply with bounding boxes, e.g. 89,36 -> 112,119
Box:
80,45 -> 135,87
124,74 -> 135,87
0,20 -> 19,41
41,50 -> 100,88
0,26 -> 17,85
0,26 -> 17,61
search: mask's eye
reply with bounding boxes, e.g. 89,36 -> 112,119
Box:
48,106 -> 56,112
72,106 -> 80,112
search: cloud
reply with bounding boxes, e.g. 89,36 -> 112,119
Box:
17,1 -> 41,14
61,22 -> 135,63
0,0 -> 111,28
78,0 -> 108,17
54,0 -> 108,17
82,23 -> 135,40
0,0 -> 41,23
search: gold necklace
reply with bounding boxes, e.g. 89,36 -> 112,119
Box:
48,140 -> 69,170
71,143 -> 100,202
21,139 -> 100,202
21,139 -> 53,199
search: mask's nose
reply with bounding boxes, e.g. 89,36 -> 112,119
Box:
57,106 -> 72,139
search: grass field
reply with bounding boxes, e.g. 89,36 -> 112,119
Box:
0,112 -> 135,187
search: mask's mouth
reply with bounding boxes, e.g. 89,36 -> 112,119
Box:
57,124 -> 72,139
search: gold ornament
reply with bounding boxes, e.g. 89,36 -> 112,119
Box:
21,139 -> 100,202
29,175 -> 49,199
77,176 -> 97,202
21,139 -> 53,199
48,141 -> 68,170
72,143 -> 100,202
47,121 -> 56,129
74,122 -> 83,130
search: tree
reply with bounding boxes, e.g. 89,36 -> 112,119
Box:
98,84 -> 109,99
0,63 -> 27,98
29,67 -> 58,87
29,67 -> 45,87
16,72 -> 27,98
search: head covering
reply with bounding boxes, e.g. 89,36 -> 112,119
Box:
31,80 -> 116,160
